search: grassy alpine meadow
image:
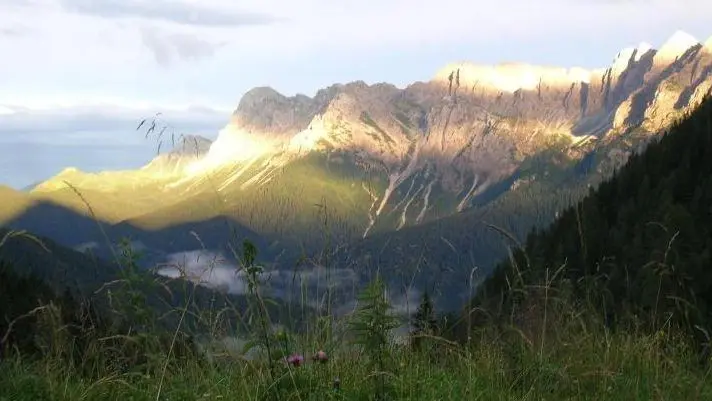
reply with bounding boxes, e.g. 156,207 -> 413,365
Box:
0,317 -> 711,400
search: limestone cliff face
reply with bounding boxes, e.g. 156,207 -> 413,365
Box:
193,31 -> 712,233
33,31 -> 712,236
231,87 -> 323,139
610,33 -> 712,133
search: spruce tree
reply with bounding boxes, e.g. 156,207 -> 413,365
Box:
411,290 -> 438,350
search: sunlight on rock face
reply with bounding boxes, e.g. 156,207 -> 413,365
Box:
654,30 -> 700,63
704,36 -> 712,52
610,42 -> 653,74
288,117 -> 327,153
434,62 -> 593,93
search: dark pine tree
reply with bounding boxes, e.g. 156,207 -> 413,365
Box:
411,290 -> 438,350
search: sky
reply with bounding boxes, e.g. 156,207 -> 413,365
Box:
1,0 -> 711,189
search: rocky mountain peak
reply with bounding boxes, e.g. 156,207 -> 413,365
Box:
610,42 -> 654,74
234,86 -> 286,110
231,87 -> 320,138
704,36 -> 712,52
433,62 -> 593,93
654,30 -> 700,63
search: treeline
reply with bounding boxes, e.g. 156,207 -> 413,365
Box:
0,260 -> 79,356
0,257 -> 204,375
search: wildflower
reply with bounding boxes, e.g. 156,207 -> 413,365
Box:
286,353 -> 304,367
312,350 -> 328,363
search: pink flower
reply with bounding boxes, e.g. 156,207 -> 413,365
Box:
312,350 -> 328,363
286,353 -> 304,367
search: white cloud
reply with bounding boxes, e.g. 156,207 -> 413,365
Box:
0,25 -> 29,37
57,0 -> 279,27
0,103 -> 228,145
139,25 -> 227,65
158,250 -> 250,295
155,249 -> 364,304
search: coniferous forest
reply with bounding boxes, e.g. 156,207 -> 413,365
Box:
468,95 -> 712,355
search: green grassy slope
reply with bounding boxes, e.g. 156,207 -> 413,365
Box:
126,152 -> 383,256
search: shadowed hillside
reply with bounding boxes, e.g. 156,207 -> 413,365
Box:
0,227 -> 314,344
0,185 -> 271,266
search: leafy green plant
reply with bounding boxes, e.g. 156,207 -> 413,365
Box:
348,276 -> 400,400
109,238 -> 155,333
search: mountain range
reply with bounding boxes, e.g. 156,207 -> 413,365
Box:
2,30 -> 712,310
